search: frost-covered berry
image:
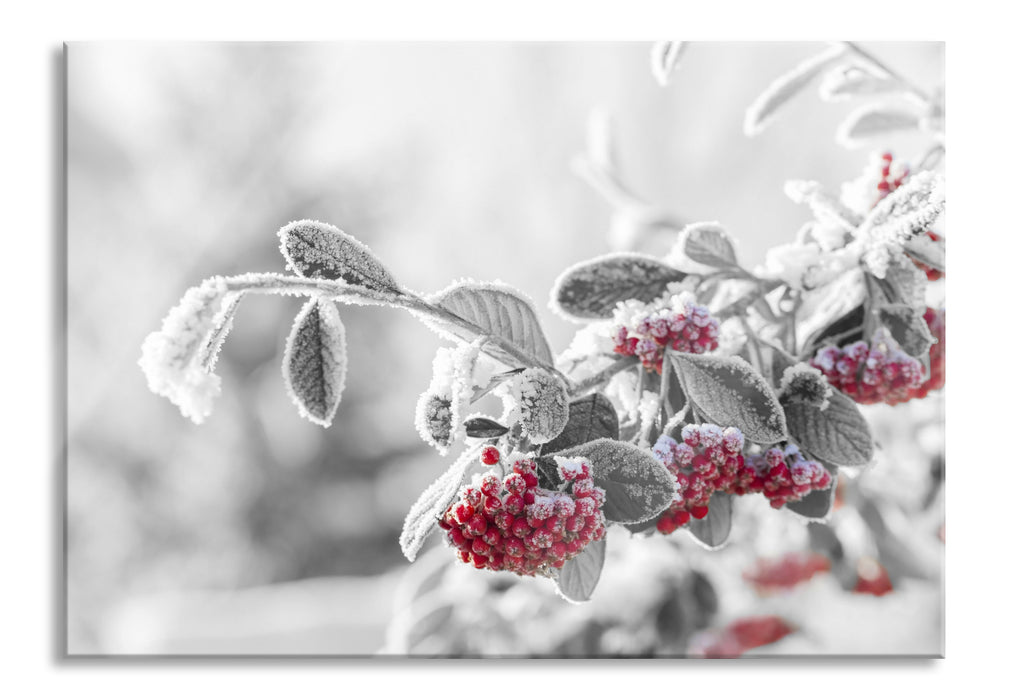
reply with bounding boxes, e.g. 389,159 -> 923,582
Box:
810,330 -> 926,406
734,444 -> 832,507
438,454 -> 607,578
611,293 -> 720,373
651,425 -> 745,534
480,445 -> 501,465
912,231 -> 945,281
907,307 -> 945,400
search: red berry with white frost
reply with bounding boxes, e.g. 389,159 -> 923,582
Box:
809,329 -> 926,406
907,307 -> 945,399
438,455 -> 607,577
611,292 -> 720,373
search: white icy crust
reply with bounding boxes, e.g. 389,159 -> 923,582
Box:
754,240 -> 825,289
138,277 -> 232,424
428,278 -> 543,319
554,456 -> 593,482
512,367 -> 570,444
840,151 -> 911,217
414,339 -> 494,454
780,362 -> 834,410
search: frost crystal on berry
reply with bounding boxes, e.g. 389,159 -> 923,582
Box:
810,328 -> 927,405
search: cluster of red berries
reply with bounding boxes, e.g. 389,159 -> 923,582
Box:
873,152 -> 910,203
689,615 -> 795,658
907,307 -> 945,400
809,330 -> 927,406
734,444 -> 834,510
437,446 -> 606,576
612,299 -> 719,373
652,424 -> 744,534
742,552 -> 832,594
652,426 -> 832,534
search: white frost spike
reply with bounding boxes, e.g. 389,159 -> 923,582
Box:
282,298 -> 348,428
513,368 -> 570,444
636,391 -> 661,449
139,276 -> 233,424
744,43 -> 846,136
836,102 -> 922,149
650,41 -> 687,87
555,456 -> 589,482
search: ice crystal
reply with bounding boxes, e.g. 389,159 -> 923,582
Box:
138,277 -> 234,424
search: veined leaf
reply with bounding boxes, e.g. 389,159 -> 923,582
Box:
680,222 -> 738,268
541,393 -> 619,454
686,491 -> 732,549
783,389 -> 874,467
278,220 -> 401,294
550,252 -> 687,321
282,298 -> 347,428
556,537 -> 606,603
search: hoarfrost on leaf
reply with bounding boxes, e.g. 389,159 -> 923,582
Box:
779,362 -> 834,411
551,438 -> 679,524
138,276 -> 234,424
513,368 -> 570,445
549,252 -> 688,321
277,219 -> 402,294
425,280 -> 554,369
819,63 -> 901,101
282,298 -> 348,428
678,222 -> 739,268
836,103 -> 923,149
668,352 -> 788,444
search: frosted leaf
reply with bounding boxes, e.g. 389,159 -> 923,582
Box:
783,388 -> 874,467
426,280 -> 554,369
836,103 -> 922,149
819,63 -> 901,101
513,368 -> 570,445
462,416 -> 509,438
686,490 -> 732,550
678,222 -> 738,268
877,256 -> 928,310
878,305 -> 935,358
779,362 -> 834,411
550,252 -> 687,321
840,151 -> 911,217
861,172 -> 946,257
138,276 -> 233,424
541,392 -> 619,454
650,41 -> 687,87
278,220 -> 401,295
414,340 -> 488,454
668,352 -> 787,444
399,445 -> 483,562
786,462 -> 839,521
552,438 -> 679,524
744,43 -> 846,136
556,537 -> 606,603
795,268 -> 866,350
282,298 -> 348,428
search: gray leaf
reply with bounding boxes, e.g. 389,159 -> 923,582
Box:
686,491 -> 732,549
786,462 -> 839,521
552,438 -> 679,524
282,298 -> 347,427
783,390 -> 874,467
878,305 -> 935,358
550,252 -> 687,321
669,352 -> 788,444
557,537 -> 606,603
542,393 -> 619,454
680,222 -> 738,268
428,282 -> 554,368
278,219 -> 401,294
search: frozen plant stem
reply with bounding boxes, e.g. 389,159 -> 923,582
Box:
223,273 -> 558,378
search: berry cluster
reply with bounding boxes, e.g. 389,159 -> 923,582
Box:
734,444 -> 833,510
653,426 -> 833,534
689,615 -> 795,658
873,152 -> 910,203
612,295 -> 719,373
908,307 -> 945,400
438,449 -> 606,576
652,424 -> 744,534
809,330 -> 926,405
743,552 -> 832,594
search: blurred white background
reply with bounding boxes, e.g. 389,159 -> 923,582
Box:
67,41 -> 943,655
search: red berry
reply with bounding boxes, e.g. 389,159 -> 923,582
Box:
481,446 -> 501,465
